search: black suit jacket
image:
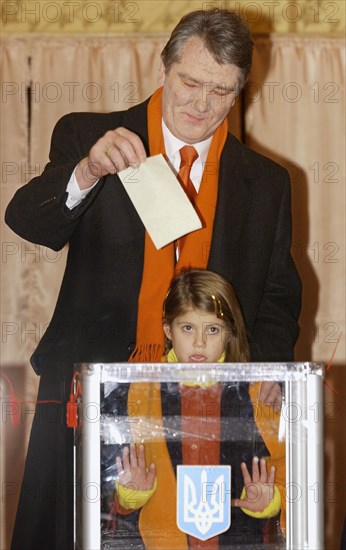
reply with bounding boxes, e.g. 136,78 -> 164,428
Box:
5,98 -> 301,373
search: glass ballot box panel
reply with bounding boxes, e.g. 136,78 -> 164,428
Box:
74,363 -> 324,550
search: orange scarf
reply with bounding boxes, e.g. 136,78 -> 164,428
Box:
128,87 -> 228,363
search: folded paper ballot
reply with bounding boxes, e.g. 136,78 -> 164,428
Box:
118,154 -> 202,249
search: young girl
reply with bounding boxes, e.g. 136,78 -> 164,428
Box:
112,269 -> 285,548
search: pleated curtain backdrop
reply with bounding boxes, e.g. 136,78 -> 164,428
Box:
0,33 -> 345,548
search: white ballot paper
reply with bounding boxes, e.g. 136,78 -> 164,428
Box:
118,154 -> 202,249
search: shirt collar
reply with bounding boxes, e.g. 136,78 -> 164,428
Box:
162,119 -> 212,166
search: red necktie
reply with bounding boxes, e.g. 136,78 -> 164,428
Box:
176,146 -> 198,255
178,145 -> 198,204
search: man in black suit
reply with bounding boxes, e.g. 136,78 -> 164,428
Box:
6,9 -> 301,549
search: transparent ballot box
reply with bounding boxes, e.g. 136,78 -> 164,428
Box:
73,363 -> 324,550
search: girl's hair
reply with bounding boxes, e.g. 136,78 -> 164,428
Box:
163,269 -> 250,362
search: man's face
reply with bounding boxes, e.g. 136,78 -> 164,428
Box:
160,36 -> 242,144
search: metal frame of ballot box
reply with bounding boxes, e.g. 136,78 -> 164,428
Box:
73,362 -> 324,550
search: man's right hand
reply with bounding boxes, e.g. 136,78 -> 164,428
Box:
75,127 -> 147,190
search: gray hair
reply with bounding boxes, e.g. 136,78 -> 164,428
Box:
161,9 -> 253,91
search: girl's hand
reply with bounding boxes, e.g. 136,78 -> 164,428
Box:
234,456 -> 276,512
116,442 -> 156,491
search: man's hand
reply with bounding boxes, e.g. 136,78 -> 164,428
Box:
75,127 -> 147,189
116,442 -> 156,491
259,382 -> 282,413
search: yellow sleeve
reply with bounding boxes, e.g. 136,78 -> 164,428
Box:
115,477 -> 158,510
240,484 -> 281,519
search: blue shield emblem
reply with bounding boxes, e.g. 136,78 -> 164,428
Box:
176,465 -> 231,540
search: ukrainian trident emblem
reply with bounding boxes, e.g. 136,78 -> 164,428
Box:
177,465 -> 231,540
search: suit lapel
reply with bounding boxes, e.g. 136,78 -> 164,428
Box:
121,98 -> 150,154
208,134 -> 252,279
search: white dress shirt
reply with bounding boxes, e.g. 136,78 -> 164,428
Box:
161,119 -> 212,193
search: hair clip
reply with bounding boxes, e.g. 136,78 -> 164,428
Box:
162,288 -> 171,318
211,294 -> 224,318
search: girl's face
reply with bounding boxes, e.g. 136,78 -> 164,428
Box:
163,307 -> 226,363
